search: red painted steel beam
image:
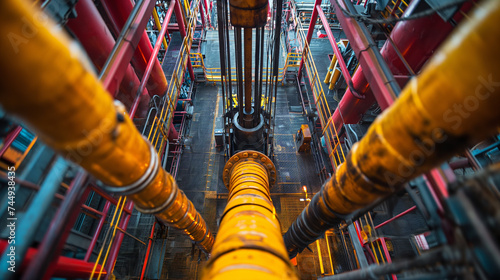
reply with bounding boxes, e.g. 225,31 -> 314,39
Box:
317,5 -> 362,99
0,240 -> 106,279
139,222 -> 156,280
101,0 -> 168,97
199,0 -> 206,29
66,0 -> 150,117
99,0 -> 157,97
331,0 -> 400,110
375,206 -> 417,229
85,201 -> 112,262
0,126 -> 22,157
330,0 -> 466,134
130,0 -> 176,118
173,0 -> 196,81
103,201 -> 134,277
297,0 -> 322,80
204,0 -> 211,27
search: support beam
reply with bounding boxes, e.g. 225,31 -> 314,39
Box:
297,0 -> 322,80
101,0 -> 168,96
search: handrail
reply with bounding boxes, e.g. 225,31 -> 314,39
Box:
294,4 -> 347,170
191,52 -> 302,83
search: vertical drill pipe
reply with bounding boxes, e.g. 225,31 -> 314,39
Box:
284,0 -> 500,258
235,27 -> 244,118
130,0 -> 175,118
254,28 -> 261,118
215,0 -> 227,118
258,27 -> 265,116
22,172 -> 91,280
100,0 -> 168,96
202,151 -> 298,279
244,28 -> 253,115
223,0 -> 233,109
271,0 -> 283,137
0,0 -> 213,254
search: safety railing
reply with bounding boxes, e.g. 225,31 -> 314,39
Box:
190,52 -> 302,83
89,0 -> 202,278
295,9 -> 347,170
146,0 -> 201,155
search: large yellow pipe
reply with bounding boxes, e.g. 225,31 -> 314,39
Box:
284,0 -> 500,258
0,0 -> 213,252
202,151 -> 298,279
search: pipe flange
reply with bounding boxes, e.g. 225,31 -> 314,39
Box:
223,150 -> 277,189
101,137 -> 159,196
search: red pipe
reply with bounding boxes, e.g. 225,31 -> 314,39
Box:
204,0 -> 211,28
84,201 -> 112,262
173,0 -> 196,81
330,0 -> 466,133
103,201 -> 134,279
130,0 -> 176,118
0,240 -> 106,279
139,222 -> 156,280
374,206 -> 417,229
101,0 -> 168,97
0,126 -> 22,157
379,237 -> 397,280
66,0 -> 150,117
199,0 -> 206,29
168,123 -> 179,141
297,0 -> 322,81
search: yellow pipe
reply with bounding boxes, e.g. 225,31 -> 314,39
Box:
153,7 -> 169,50
324,55 -> 337,84
329,63 -> 341,90
284,0 -> 500,258
202,151 -> 298,280
0,0 -> 213,253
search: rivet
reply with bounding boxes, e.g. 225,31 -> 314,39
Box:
234,156 -> 239,161
260,157 -> 266,162
266,164 -> 272,169
252,153 -> 258,158
243,152 -> 248,157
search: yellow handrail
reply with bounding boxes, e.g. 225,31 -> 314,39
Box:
190,52 -> 302,83
293,0 -> 347,170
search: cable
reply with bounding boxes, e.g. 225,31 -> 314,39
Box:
334,0 -> 469,24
